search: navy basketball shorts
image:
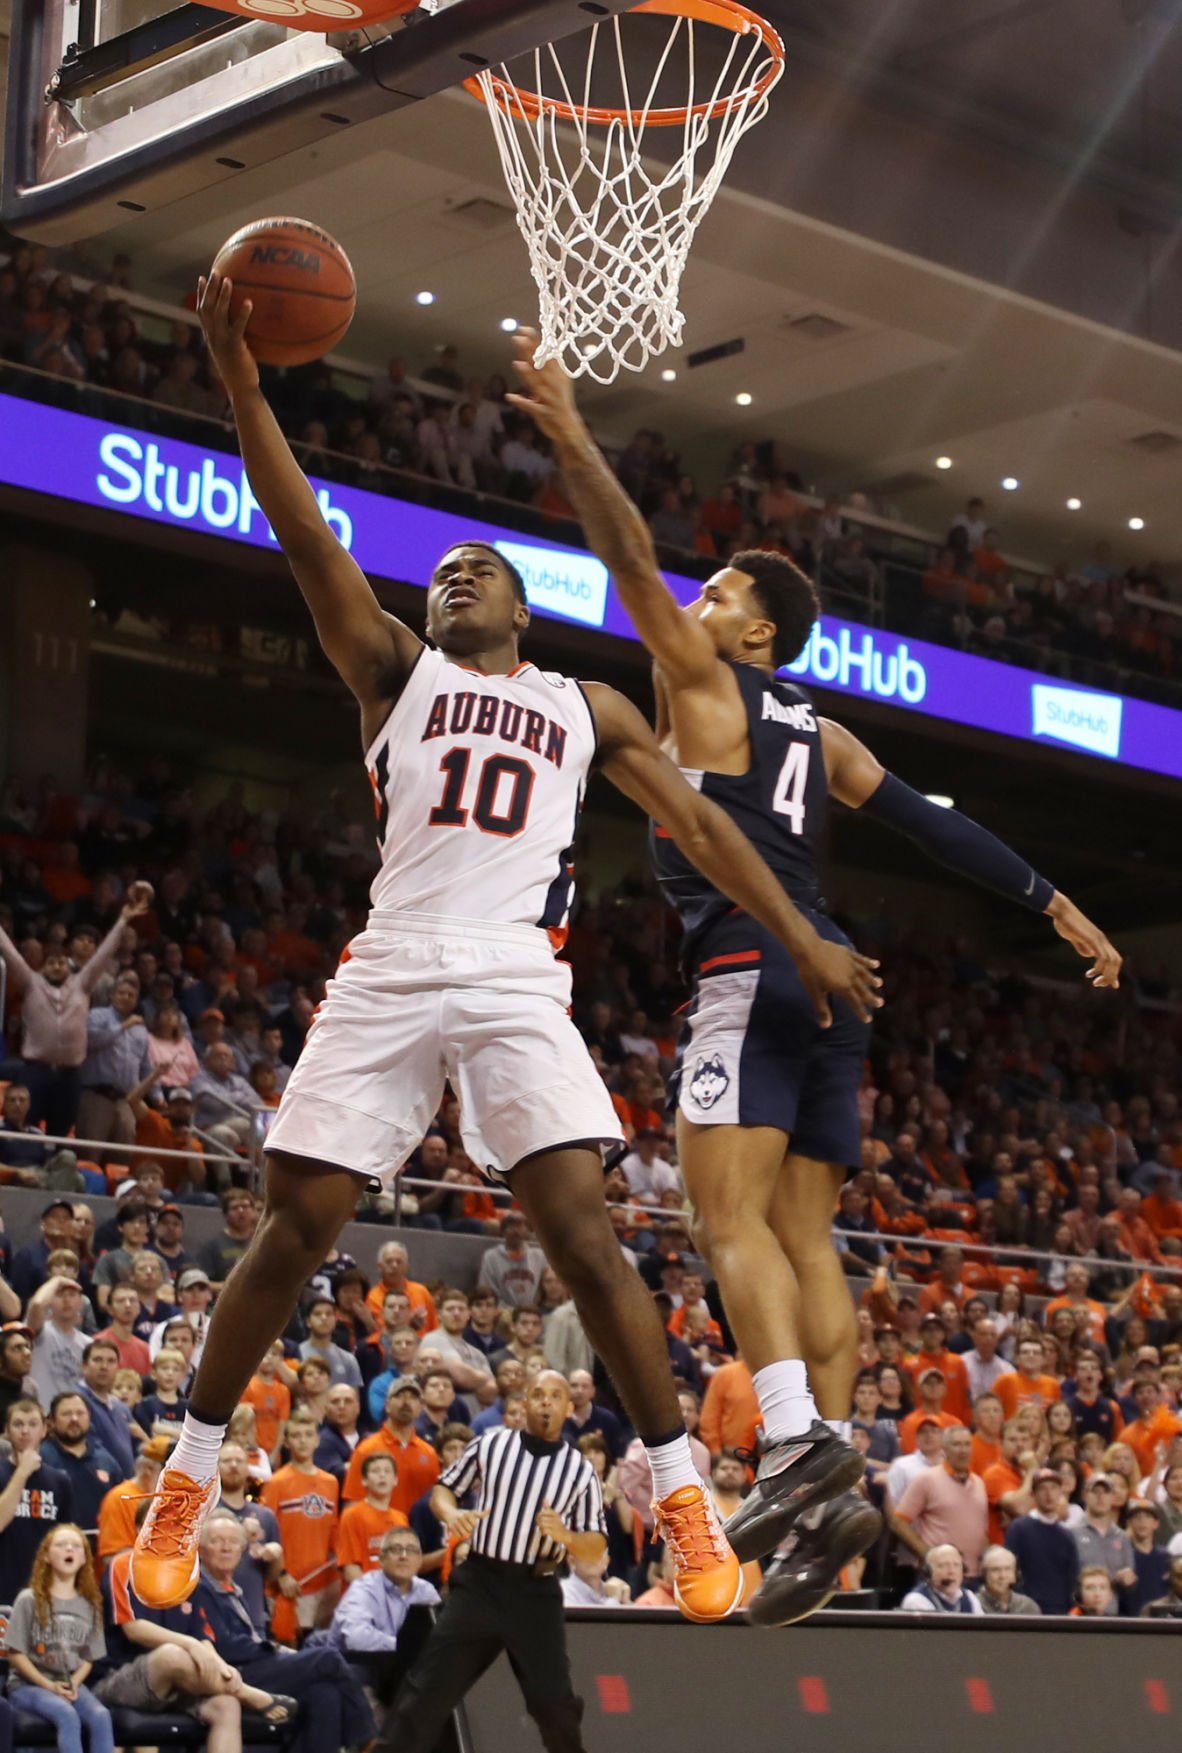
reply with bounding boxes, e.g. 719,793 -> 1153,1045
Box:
670,911 -> 871,1169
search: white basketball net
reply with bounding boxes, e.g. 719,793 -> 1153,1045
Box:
471,7 -> 783,383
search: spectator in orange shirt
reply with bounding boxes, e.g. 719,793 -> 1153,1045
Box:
1142,1173 -> 1182,1242
97,1437 -> 170,1565
667,1273 -> 721,1345
364,1242 -> 437,1333
1116,1189 -> 1163,1265
1120,1380 -> 1182,1477
982,1421 -> 1039,1546
336,1453 -> 410,1587
699,1357 -> 759,1457
969,1392 -> 1005,1477
918,1247 -> 973,1317
1042,1263 -> 1108,1348
242,1340 -> 293,1460
128,1084 -> 210,1197
344,1379 -> 441,1516
898,1370 -> 962,1454
995,1338 -> 1062,1420
262,1409 -> 341,1638
904,1315 -> 971,1423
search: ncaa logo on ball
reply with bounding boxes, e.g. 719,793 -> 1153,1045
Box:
249,245 -> 321,273
689,1054 -> 729,1110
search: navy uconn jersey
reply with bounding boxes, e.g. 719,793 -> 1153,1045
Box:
651,662 -> 827,958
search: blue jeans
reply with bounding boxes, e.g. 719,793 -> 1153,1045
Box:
12,1684 -> 114,1753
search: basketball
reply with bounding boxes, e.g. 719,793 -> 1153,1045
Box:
210,216 -> 356,367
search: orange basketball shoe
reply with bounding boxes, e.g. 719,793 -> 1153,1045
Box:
652,1484 -> 744,1623
129,1468 -> 221,1608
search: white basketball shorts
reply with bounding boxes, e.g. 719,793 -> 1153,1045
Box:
265,909 -> 624,1185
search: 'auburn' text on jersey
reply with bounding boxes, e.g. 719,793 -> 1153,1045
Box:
364,646 -> 596,945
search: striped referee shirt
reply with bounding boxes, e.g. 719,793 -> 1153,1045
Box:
442,1427 -> 606,1566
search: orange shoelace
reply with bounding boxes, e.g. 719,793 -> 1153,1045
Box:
654,1491 -> 728,1570
139,1474 -> 210,1559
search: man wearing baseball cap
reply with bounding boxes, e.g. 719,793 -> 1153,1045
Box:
1005,1468 -> 1081,1614
9,1199 -> 77,1303
1126,1496 -> 1170,1616
129,1081 -> 210,1199
1074,1472 -> 1137,1603
904,1314 -> 970,1423
149,1268 -> 214,1367
897,1369 -> 961,1453
344,1380 -> 440,1520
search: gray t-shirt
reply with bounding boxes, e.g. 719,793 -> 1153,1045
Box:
5,1589 -> 105,1688
29,1321 -> 89,1406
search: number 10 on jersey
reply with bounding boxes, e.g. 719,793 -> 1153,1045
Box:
429,748 -> 536,837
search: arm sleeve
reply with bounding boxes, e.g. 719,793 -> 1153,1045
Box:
860,773 -> 1054,912
86,1011 -> 123,1052
4,1592 -> 33,1655
568,1469 -> 608,1537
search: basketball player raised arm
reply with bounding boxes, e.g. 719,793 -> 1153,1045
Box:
196,275 -> 876,1026
197,273 -> 419,750
509,334 -> 1120,988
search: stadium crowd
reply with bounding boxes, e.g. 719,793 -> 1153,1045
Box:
1,235 -> 1180,711
0,735 -> 1178,1740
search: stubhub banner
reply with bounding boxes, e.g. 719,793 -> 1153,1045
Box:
1,390 -> 1179,784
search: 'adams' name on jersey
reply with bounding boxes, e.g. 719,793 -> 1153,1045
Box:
364,646 -> 597,945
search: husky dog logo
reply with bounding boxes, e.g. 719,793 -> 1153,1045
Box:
689,1053 -> 729,1110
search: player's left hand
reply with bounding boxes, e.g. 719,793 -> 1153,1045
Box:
1046,892 -> 1121,988
535,1503 -> 568,1545
506,328 -> 581,439
798,938 -> 883,1028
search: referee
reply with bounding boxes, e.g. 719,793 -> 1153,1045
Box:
376,1370 -> 606,1753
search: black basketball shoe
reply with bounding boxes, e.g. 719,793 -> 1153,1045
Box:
747,1491 -> 883,1628
722,1423 -> 866,1563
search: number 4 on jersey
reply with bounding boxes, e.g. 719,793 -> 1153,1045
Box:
772,741 -> 809,834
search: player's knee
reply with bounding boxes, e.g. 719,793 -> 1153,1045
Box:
545,1213 -> 624,1295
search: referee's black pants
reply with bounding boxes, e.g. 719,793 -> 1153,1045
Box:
377,1555 -> 586,1753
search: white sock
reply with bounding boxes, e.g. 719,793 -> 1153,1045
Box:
825,1419 -> 852,1442
753,1360 -> 819,1444
168,1412 -> 228,1485
646,1432 -> 701,1500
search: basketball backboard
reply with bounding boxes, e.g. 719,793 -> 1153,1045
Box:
2,0 -> 634,240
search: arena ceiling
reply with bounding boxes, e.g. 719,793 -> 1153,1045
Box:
27,0 -> 1182,569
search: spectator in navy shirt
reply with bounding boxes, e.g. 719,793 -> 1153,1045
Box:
833,1184 -> 884,1271
462,1287 -> 503,1362
1005,1470 -> 1081,1615
562,1369 -> 625,1460
0,1400 -> 74,1606
215,1443 -> 284,1632
40,1391 -> 122,1533
1063,1354 -> 1124,1444
1126,1499 -> 1170,1617
76,1338 -> 136,1476
315,1383 -> 365,1486
9,1199 -> 77,1302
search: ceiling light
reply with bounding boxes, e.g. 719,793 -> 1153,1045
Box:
935,456 -> 953,471
735,392 -> 753,406
1129,516 -> 1145,530
1066,497 -> 1082,511
661,368 -> 677,382
924,794 -> 955,809
415,291 -> 435,306
1001,476 -> 1020,491
499,317 -> 519,332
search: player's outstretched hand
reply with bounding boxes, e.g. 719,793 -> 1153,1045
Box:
197,271 -> 259,400
506,327 -> 582,441
799,939 -> 883,1029
1047,892 -> 1121,988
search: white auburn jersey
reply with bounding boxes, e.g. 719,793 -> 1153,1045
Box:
364,645 -> 597,946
